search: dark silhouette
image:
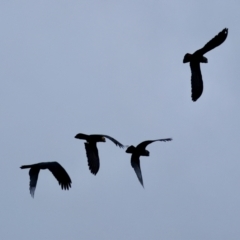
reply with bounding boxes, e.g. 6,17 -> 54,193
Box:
126,138 -> 172,187
183,28 -> 228,101
20,162 -> 71,198
75,133 -> 125,175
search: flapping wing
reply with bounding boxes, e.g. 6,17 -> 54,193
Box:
47,162 -> 72,190
102,135 -> 125,148
29,167 -> 40,198
137,138 -> 172,150
197,28 -> 228,55
190,61 -> 203,101
131,155 -> 144,187
84,142 -> 100,175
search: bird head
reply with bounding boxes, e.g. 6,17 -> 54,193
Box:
125,145 -> 136,154
101,136 -> 106,142
183,53 -> 192,63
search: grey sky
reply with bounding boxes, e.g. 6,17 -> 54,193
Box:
1,1 -> 240,239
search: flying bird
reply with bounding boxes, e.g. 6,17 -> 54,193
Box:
20,161 -> 71,198
125,138 -> 172,187
75,133 -> 125,175
183,28 -> 228,101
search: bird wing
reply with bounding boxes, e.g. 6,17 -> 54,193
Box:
29,167 -> 40,198
131,154 -> 144,187
137,138 -> 172,150
84,142 -> 100,175
47,162 -> 72,190
190,61 -> 203,101
196,28 -> 228,56
101,135 -> 125,148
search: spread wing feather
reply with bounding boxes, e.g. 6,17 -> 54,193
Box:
101,135 -> 125,148
136,138 -> 172,150
196,28 -> 228,56
47,162 -> 72,190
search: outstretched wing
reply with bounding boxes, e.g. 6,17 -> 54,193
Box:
29,167 -> 40,198
131,154 -> 144,187
136,138 -> 172,150
84,142 -> 100,175
47,162 -> 72,190
196,28 -> 228,56
101,135 -> 125,148
190,61 -> 203,101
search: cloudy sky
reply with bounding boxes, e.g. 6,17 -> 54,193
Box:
1,1 -> 240,239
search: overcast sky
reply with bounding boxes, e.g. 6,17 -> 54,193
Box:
1,1 -> 240,239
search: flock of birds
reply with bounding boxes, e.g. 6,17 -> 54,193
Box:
20,28 -> 228,198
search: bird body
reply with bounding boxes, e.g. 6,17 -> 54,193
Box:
20,161 -> 71,198
126,138 -> 172,187
183,28 -> 228,101
75,133 -> 124,175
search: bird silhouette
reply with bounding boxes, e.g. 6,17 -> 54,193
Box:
126,138 -> 172,187
183,28 -> 228,101
20,162 -> 71,198
75,133 -> 125,175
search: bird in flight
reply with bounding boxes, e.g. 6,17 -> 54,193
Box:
75,133 -> 125,175
20,161 -> 72,198
125,138 -> 172,187
183,28 -> 228,101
